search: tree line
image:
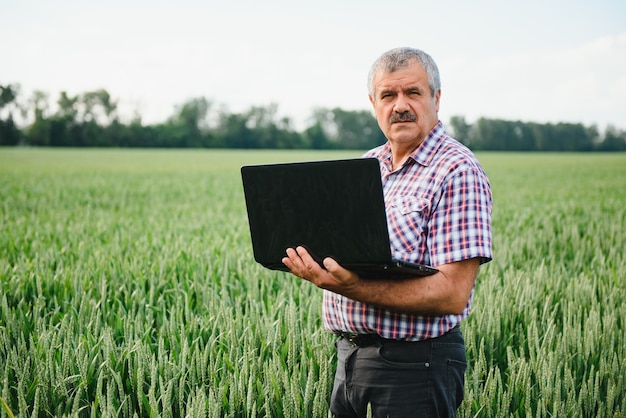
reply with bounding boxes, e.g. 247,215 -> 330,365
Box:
1,84 -> 625,151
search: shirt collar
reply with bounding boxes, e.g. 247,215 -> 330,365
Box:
379,121 -> 446,172
412,121 -> 446,167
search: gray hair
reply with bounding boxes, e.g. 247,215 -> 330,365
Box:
367,47 -> 441,98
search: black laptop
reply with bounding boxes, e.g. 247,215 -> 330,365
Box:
240,158 -> 438,279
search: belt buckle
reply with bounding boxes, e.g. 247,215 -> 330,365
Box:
340,332 -> 361,345
346,333 -> 360,345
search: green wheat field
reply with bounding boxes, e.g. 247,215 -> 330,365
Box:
1,148 -> 625,417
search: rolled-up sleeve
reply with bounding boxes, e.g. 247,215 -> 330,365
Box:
429,167 -> 493,266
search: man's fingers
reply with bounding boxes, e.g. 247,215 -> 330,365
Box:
283,247 -> 318,279
295,246 -> 322,275
284,247 -> 354,290
296,246 -> 314,263
323,257 -> 339,271
282,248 -> 302,274
323,257 -> 348,279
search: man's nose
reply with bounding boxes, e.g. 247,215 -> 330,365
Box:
393,93 -> 410,113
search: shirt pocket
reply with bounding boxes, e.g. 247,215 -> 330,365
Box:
387,196 -> 430,257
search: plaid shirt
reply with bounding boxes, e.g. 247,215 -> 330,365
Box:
322,122 -> 493,341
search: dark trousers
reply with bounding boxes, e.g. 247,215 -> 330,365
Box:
330,326 -> 466,418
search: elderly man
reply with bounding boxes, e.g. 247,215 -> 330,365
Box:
283,47 -> 493,417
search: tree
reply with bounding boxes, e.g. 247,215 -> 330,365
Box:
468,118 -> 500,150
218,112 -> 254,148
166,97 -> 213,147
309,107 -> 385,149
463,118 -> 597,151
0,118 -> 20,145
57,91 -> 78,120
241,104 -> 304,148
449,115 -> 472,145
79,89 -> 118,125
2,83 -> 625,150
0,84 -> 19,115
42,91 -> 79,146
333,108 -> 385,149
303,121 -> 330,149
552,123 -> 593,151
0,84 -> 21,145
25,90 -> 51,146
596,125 -> 626,151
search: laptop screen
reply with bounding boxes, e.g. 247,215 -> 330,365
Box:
241,158 -> 393,269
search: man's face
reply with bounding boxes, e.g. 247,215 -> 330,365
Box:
369,60 -> 441,148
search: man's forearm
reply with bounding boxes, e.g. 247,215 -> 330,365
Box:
284,246 -> 480,316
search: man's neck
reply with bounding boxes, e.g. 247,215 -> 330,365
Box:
390,141 -> 422,171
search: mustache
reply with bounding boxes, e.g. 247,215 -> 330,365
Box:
389,112 -> 417,123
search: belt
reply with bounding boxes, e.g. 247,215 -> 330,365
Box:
338,332 -> 387,347
338,325 -> 461,347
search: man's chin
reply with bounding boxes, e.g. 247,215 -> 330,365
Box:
388,127 -> 421,143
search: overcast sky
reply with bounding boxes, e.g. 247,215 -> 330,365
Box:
2,0 -> 625,130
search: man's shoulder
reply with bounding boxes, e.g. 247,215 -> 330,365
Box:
362,143 -> 389,159
433,135 -> 487,176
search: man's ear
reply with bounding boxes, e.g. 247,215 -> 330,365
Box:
368,94 -> 375,108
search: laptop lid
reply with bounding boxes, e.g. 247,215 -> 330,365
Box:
240,158 -> 437,278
